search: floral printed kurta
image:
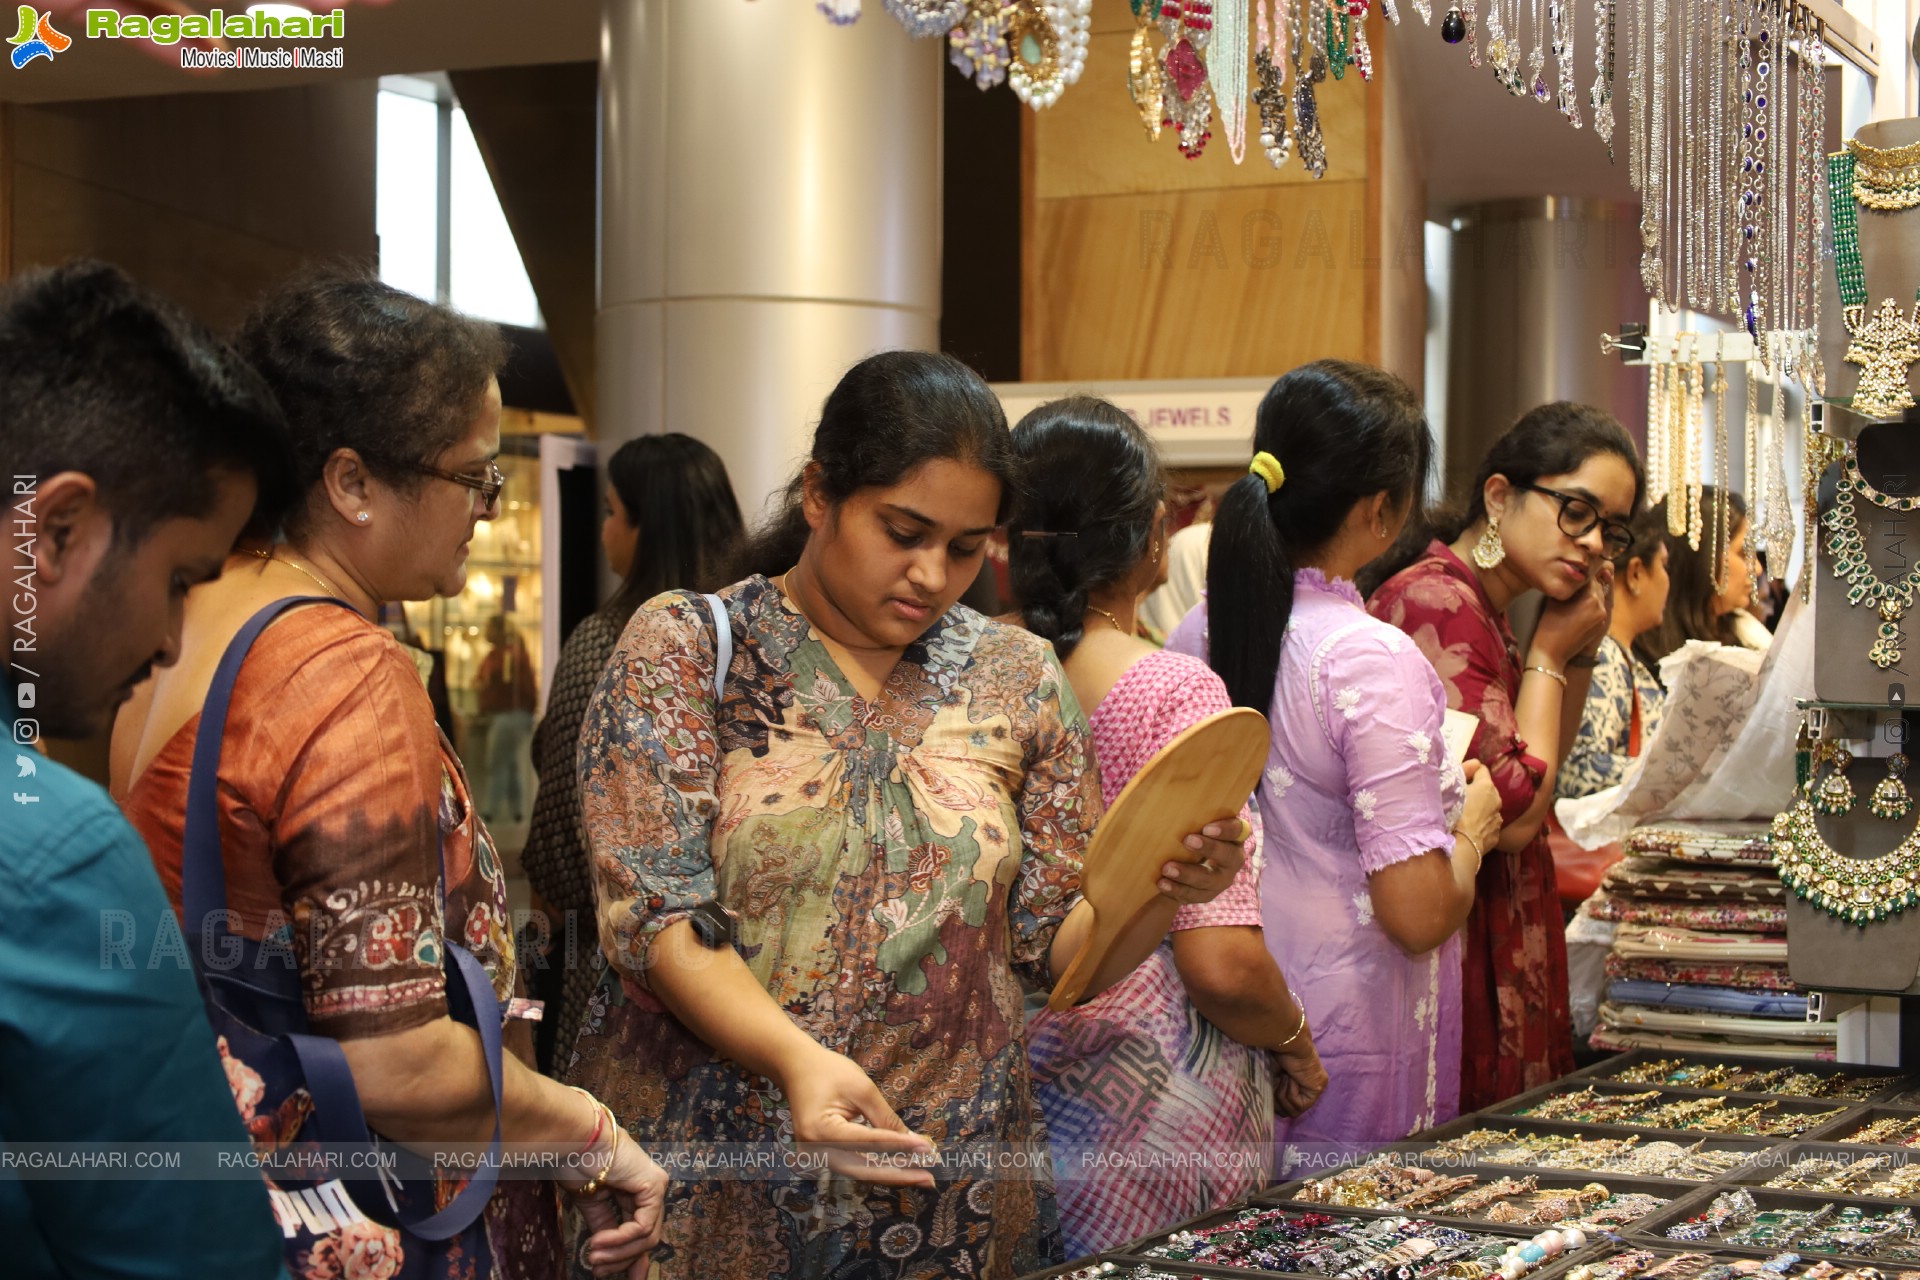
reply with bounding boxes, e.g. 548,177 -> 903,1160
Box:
566,577 -> 1096,1280
1369,543 -> 1576,1112
1027,649 -> 1270,1258
1556,635 -> 1666,800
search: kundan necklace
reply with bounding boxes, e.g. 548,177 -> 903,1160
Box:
1830,146 -> 1920,419
1771,791 -> 1920,927
1822,454 -> 1920,670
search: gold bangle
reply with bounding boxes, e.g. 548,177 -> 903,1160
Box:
1526,663 -> 1568,688
1453,828 -> 1485,862
1275,999 -> 1309,1049
568,1097 -> 622,1200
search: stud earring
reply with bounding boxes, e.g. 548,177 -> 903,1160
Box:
1812,746 -> 1857,817
1871,753 -> 1913,821
1470,517 -> 1506,570
356,511 -> 370,525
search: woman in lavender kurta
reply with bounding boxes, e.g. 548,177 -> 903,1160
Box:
1171,361 -> 1503,1161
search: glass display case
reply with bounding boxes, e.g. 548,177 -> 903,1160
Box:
395,442 -> 545,870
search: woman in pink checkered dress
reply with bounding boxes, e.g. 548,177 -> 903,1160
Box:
1008,397 -> 1328,1258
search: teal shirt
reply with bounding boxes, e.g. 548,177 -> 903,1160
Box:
1,683 -> 285,1278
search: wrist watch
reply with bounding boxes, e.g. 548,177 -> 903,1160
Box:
687,900 -> 739,950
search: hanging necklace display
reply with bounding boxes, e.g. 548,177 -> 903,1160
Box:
1550,0 -> 1579,124
1349,0 -> 1375,81
1710,344 -> 1733,593
1253,0 -> 1292,164
1211,0 -> 1250,159
1158,0 -> 1216,156
949,0 -> 1014,87
1831,148 -> 1920,418
1764,347 -> 1797,569
1526,0 -> 1546,101
1293,0 -> 1329,176
887,0 -> 971,37
1008,1 -> 1070,108
1591,0 -> 1614,156
1805,20 -> 1828,394
1685,339 -> 1706,551
1639,0 -> 1666,298
1129,2 -> 1167,138
1647,349 -> 1671,515
1823,454 -> 1920,670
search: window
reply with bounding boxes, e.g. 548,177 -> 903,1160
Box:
376,76 -> 543,329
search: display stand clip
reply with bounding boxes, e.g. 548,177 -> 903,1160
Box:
1600,324 -> 1648,361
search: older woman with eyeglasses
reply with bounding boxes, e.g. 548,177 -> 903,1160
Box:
1365,402 -> 1643,1112
112,274 -> 665,1280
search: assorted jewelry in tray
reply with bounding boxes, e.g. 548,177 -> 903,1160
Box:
1565,1250 -> 1918,1280
1289,1160 -> 1672,1227
1427,1130 -> 1753,1181
1835,1113 -> 1920,1148
1659,1189 -> 1920,1264
1765,1154 -> 1920,1199
1516,1087 -> 1843,1138
1143,1206 -> 1594,1278
1607,1060 -> 1902,1102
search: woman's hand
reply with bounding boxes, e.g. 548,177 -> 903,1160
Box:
1532,559 -> 1614,667
1454,761 -> 1502,870
576,1132 -> 669,1279
1159,819 -> 1252,904
782,1044 -> 938,1188
1274,1024 -> 1328,1118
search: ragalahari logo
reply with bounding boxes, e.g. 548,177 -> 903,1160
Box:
8,6 -> 70,68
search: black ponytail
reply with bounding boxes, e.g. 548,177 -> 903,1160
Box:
733,349 -> 1016,580
1006,397 -> 1164,660
1361,400 -> 1645,596
1207,360 -> 1431,711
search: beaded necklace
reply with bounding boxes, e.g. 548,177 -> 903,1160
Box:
1829,147 -> 1920,420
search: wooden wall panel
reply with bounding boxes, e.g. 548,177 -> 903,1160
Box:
1027,181 -> 1369,379
1026,0 -> 1395,382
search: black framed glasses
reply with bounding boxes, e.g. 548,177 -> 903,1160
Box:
413,460 -> 504,513
1514,482 -> 1633,561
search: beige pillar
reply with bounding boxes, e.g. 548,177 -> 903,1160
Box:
598,0 -> 944,527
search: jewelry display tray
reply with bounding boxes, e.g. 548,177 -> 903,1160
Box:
1720,1140 -> 1919,1198
1015,1054 -> 1920,1278
1254,1170 -> 1692,1230
1800,1103 -> 1920,1146
1626,1186 -> 1920,1270
1403,1115 -> 1784,1181
1099,1199 -> 1618,1280
1485,1081 -> 1866,1140
1566,1049 -> 1918,1105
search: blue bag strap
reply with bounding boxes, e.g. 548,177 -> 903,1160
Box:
294,944 -> 505,1239
182,594 -> 504,1239
702,593 -> 730,705
184,596 -> 354,939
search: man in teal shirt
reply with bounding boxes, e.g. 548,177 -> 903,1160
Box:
2,260 -> 297,1277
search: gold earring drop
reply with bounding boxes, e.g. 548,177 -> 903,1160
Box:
1812,745 -> 1857,817
1872,753 -> 1913,821
1471,517 -> 1507,570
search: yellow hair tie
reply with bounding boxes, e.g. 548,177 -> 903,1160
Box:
1249,451 -> 1286,494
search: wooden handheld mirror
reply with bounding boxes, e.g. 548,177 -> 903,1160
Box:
1047,706 -> 1270,1011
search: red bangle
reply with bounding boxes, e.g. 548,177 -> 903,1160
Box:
570,1086 -> 607,1154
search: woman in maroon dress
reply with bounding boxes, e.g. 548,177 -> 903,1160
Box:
1367,403 -> 1641,1110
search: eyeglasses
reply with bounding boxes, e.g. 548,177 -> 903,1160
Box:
1514,482 -> 1634,561
413,460 -> 504,513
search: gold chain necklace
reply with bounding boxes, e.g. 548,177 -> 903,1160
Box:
1085,605 -> 1127,634
250,548 -> 342,599
1848,136 -> 1920,211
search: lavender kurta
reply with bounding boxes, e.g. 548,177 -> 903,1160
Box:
1169,571 -> 1466,1159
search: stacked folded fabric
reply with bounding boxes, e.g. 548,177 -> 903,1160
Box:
1571,820 -> 1831,1059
